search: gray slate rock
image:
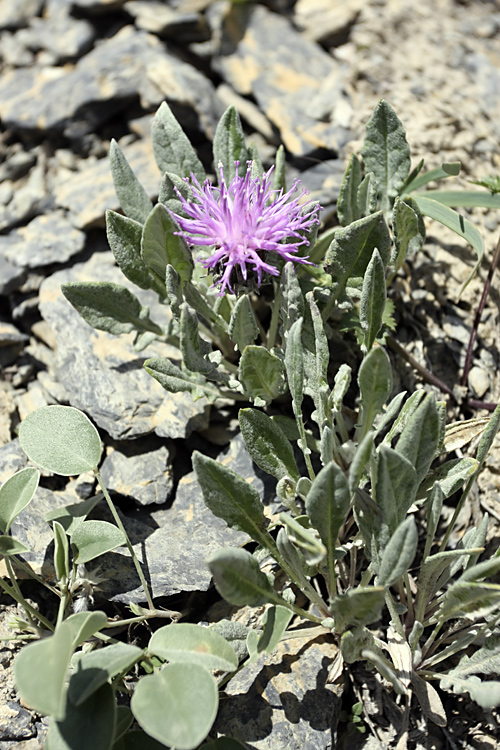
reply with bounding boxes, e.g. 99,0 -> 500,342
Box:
0,25 -> 219,138
0,439 -> 28,483
54,137 -> 161,229
124,1 -> 205,41
0,255 -> 26,295
0,0 -> 44,30
94,432 -> 260,604
21,7 -> 95,63
38,251 -> 210,440
212,633 -> 342,749
1,212 -> 86,269
214,4 -> 352,156
100,442 -> 173,506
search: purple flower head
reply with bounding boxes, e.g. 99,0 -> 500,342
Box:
172,161 -> 321,295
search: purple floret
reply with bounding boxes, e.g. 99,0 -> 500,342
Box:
172,161 -> 320,295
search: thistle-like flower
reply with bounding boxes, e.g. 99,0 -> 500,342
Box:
173,162 -> 320,295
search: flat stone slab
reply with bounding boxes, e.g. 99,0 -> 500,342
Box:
39,251 -> 210,440
100,441 -> 174,506
0,211 -> 86,268
214,4 -> 352,157
95,432 -> 262,604
213,633 -> 342,749
54,137 -> 161,229
0,25 -> 218,138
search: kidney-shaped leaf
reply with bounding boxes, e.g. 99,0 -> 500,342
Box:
131,663 -> 218,750
149,623 -> 238,672
19,406 -> 102,476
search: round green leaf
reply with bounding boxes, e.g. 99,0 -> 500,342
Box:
46,682 -> 116,750
71,520 -> 126,564
0,467 -> 40,533
19,406 -> 102,476
149,623 -> 238,672
14,621 -> 74,720
131,663 -> 218,750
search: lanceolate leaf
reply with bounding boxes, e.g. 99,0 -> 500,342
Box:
360,248 -> 386,351
106,210 -> 158,292
151,101 -> 205,182
377,516 -> 418,587
361,99 -> 411,212
179,303 -> 217,377
325,211 -> 391,300
213,106 -> 248,182
337,153 -> 362,227
357,346 -> 393,440
144,357 -> 223,400
207,548 -> 283,608
395,394 -> 439,485
141,203 -> 193,285
228,294 -> 259,351
374,445 -> 418,532
410,194 -> 484,296
61,282 -> 162,337
192,452 -> 274,552
238,346 -> 286,406
306,462 -> 350,583
109,139 -> 153,224
239,408 -> 299,481
391,196 -> 426,270
279,262 -> 305,335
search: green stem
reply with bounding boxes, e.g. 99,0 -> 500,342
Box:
266,282 -> 281,351
94,469 -> 155,611
0,570 -> 54,632
385,591 -> 405,638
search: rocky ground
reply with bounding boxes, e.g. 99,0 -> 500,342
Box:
1,0 -> 500,747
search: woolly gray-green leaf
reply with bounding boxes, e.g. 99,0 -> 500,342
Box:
151,101 -> 205,182
0,467 -> 39,533
239,408 -> 299,481
19,406 -> 102,476
109,139 -> 153,224
361,99 -> 411,212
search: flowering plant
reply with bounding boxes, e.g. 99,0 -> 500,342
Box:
3,100 -> 500,749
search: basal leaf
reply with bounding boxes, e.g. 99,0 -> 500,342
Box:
391,196 -> 426,271
14,621 -> 74,720
71,520 -> 126,564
